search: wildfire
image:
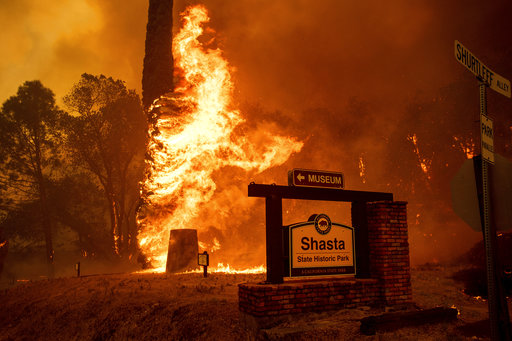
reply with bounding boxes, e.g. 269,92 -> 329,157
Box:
199,238 -> 220,253
452,136 -> 475,159
183,263 -> 265,274
407,133 -> 431,180
212,263 -> 265,274
450,305 -> 461,316
358,154 -> 366,184
137,5 -> 302,269
138,263 -> 265,275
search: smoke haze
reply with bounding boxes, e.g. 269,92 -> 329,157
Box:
2,0 -> 512,266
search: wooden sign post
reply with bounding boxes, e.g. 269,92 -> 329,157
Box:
198,251 -> 209,278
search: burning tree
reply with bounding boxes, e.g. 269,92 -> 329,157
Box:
137,5 -> 303,270
142,0 -> 174,108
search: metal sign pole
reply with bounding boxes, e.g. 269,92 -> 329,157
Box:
454,41 -> 512,340
480,82 -> 499,341
479,82 -> 512,341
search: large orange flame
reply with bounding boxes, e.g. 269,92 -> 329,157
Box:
137,5 -> 303,270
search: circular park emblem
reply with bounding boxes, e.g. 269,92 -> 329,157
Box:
314,214 -> 332,235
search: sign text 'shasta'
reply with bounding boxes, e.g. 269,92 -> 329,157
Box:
289,214 -> 355,277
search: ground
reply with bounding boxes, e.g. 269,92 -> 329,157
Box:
0,265 -> 509,340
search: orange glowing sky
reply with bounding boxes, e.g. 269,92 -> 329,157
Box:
0,0 -> 147,105
2,0 -> 510,109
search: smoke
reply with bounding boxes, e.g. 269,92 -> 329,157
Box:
0,0 -> 147,104
2,0 -> 512,266
171,0 -> 512,265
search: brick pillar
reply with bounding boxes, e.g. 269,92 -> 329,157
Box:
367,201 -> 412,305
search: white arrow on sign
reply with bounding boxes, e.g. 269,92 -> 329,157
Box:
297,173 -> 305,182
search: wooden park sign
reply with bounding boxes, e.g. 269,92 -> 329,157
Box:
288,213 -> 355,277
248,177 -> 392,283
241,177 -> 413,319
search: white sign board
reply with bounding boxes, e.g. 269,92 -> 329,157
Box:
289,214 -> 355,277
481,113 -> 495,164
454,40 -> 511,98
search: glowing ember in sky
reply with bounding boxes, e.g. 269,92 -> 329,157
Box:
137,5 -> 303,269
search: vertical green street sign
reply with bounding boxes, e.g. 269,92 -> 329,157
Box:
454,40 -> 511,341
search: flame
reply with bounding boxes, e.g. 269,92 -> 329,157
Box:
182,263 -> 266,274
407,133 -> 431,180
211,263 -> 265,274
472,295 -> 486,301
452,136 -> 475,159
358,154 -> 366,183
137,263 -> 265,275
198,237 -> 220,253
137,5 -> 302,270
450,305 -> 461,316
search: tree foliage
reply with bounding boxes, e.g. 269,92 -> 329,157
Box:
63,74 -> 147,258
0,80 -> 64,276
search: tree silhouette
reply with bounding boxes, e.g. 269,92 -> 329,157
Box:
0,80 -> 63,277
63,74 -> 147,258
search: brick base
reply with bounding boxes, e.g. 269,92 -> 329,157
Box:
239,201 -> 412,319
239,278 -> 381,317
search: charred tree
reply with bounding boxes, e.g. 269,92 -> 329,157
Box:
142,0 -> 174,109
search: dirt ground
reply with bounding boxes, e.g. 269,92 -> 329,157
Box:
0,265 -> 509,340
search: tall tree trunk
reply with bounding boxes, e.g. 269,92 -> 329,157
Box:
107,192 -> 118,255
142,0 -> 174,109
117,166 -> 129,255
103,164 -> 120,256
39,183 -> 55,278
34,140 -> 54,278
116,200 -> 124,255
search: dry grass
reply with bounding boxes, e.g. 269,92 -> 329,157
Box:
0,266 -> 508,340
